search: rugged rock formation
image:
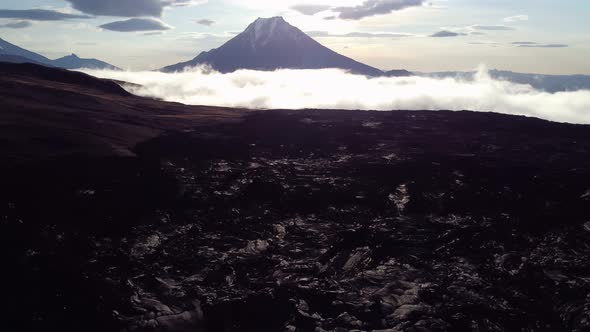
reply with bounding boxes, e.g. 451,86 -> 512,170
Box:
2,98 -> 590,331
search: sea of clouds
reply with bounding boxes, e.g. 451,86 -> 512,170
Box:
81,65 -> 590,124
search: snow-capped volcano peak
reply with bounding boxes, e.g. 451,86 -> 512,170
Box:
161,16 -> 388,76
249,16 -> 287,32
245,16 -> 298,47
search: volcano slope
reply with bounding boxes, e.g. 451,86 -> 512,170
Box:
1,63 -> 590,332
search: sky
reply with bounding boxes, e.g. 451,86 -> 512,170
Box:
0,0 -> 589,74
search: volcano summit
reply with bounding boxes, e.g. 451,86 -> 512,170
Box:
161,17 -> 390,76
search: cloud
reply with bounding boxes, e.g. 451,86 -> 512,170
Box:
511,41 -> 567,48
307,31 -> 414,38
0,20 -> 32,29
99,18 -> 172,32
290,4 -> 331,15
333,0 -> 426,20
504,15 -> 528,22
163,0 -> 206,7
430,30 -> 465,37
80,66 -> 590,124
518,43 -> 568,48
64,0 -> 206,17
195,19 -> 215,26
471,25 -> 515,31
469,41 -> 500,47
0,9 -> 92,21
143,31 -> 165,36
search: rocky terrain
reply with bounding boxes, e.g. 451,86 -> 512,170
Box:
2,63 -> 590,331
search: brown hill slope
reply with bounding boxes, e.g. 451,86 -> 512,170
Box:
0,62 -> 243,164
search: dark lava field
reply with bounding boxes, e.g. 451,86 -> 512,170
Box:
3,109 -> 590,332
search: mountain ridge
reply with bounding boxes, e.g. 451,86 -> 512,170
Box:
0,37 -> 118,70
0,37 -> 53,65
418,69 -> 590,93
53,53 -> 121,70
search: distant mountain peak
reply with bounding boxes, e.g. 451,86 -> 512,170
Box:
59,53 -> 80,60
0,37 -> 118,70
161,16 -> 393,76
53,53 -> 120,70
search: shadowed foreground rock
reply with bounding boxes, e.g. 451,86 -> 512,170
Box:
3,109 -> 590,332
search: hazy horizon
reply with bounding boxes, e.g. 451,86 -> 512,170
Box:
1,0 -> 589,75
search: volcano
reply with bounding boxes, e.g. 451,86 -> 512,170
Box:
161,16 -> 389,76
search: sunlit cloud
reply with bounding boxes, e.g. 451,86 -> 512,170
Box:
80,66 -> 590,124
504,15 -> 528,23
471,25 -> 515,31
290,4 -> 331,15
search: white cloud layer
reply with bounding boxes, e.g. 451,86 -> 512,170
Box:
80,66 -> 590,124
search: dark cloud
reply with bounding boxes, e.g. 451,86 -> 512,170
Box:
195,19 -> 214,26
99,18 -> 171,32
65,0 -> 204,17
333,0 -> 425,20
66,0 -> 163,17
290,4 -> 331,15
511,41 -> 537,45
308,31 -> 413,38
0,9 -> 92,21
323,16 -> 337,20
0,20 -> 32,29
472,25 -> 515,31
430,30 -> 466,37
